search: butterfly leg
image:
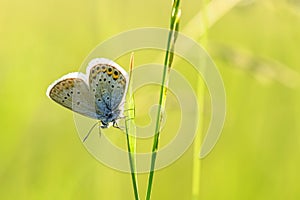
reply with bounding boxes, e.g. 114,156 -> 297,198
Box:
113,121 -> 120,129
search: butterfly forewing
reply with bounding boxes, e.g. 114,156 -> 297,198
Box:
47,74 -> 98,119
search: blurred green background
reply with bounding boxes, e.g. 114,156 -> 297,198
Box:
1,0 -> 300,199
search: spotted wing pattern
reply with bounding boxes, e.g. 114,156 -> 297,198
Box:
46,73 -> 98,119
46,58 -> 129,126
87,58 -> 128,124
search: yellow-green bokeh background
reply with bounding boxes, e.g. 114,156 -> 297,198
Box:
1,0 -> 300,199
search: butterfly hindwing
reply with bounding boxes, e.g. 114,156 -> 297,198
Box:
88,58 -> 128,112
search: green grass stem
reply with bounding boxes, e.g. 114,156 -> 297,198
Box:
145,1 -> 181,200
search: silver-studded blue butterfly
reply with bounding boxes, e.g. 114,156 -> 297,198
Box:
46,58 -> 129,129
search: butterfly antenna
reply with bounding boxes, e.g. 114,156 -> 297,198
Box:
98,123 -> 102,138
83,121 -> 99,142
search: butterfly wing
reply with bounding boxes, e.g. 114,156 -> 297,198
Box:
87,58 -> 129,121
46,72 -> 98,119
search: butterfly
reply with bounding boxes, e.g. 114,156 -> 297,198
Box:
46,58 -> 129,131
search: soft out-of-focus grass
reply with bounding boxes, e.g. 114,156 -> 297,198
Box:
1,0 -> 300,199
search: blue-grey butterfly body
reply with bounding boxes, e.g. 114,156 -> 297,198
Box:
46,58 -> 129,128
